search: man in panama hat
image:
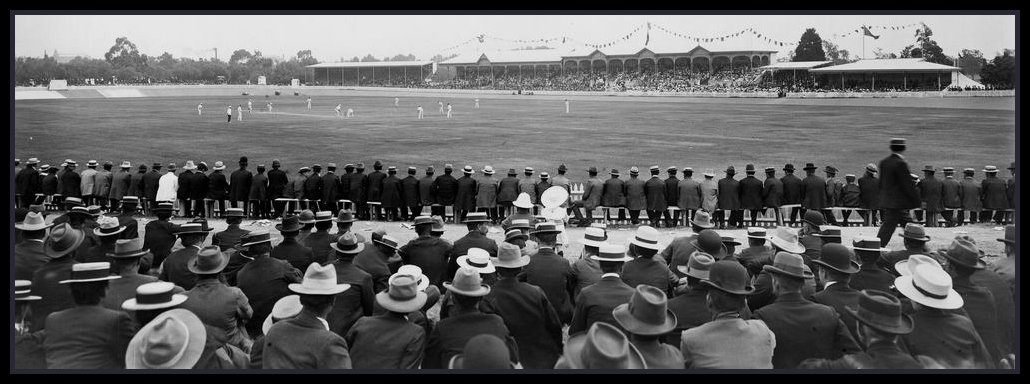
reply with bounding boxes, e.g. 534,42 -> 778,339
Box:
345,273 -> 428,369
326,233 -> 375,339
262,262 -> 353,369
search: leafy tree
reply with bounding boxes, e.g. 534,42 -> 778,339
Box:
980,49 -> 1014,89
104,37 -> 147,69
822,40 -> 851,64
388,53 -> 418,62
230,49 -> 254,65
956,49 -> 986,79
296,50 -> 318,66
793,28 -> 826,61
360,54 -> 379,62
900,23 -> 951,65
350,56 -> 360,62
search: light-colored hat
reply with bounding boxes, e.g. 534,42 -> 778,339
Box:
121,282 -> 188,311
93,216 -> 127,237
212,161 -> 226,170
87,160 -> 99,167
376,274 -> 428,314
394,265 -> 431,292
314,211 -> 334,222
107,238 -> 150,259
443,267 -> 491,297
492,242 -> 529,269
746,227 -> 767,239
630,226 -> 661,251
59,262 -> 121,284
613,285 -> 678,336
767,227 -> 806,254
983,165 -> 999,173
703,169 -> 715,177
126,308 -> 206,369
482,165 -> 495,175
120,161 -> 131,168
15,211 -> 53,231
895,263 -> 964,310
513,193 -> 534,209
509,219 -> 533,230
895,254 -> 941,277
462,165 -> 475,174
289,263 -> 351,296
15,280 -> 42,301
188,246 -> 229,274
238,230 -> 272,247
44,223 -> 85,259
463,212 -> 491,223
676,251 -> 715,279
850,236 -> 890,253
262,295 -> 302,335
591,243 -> 633,262
560,322 -> 646,369
689,210 -> 715,229
457,248 -> 496,274
762,252 -> 810,280
580,226 -> 608,248
182,161 -> 197,170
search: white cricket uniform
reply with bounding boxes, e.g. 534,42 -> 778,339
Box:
417,107 -> 424,119
346,108 -> 354,118
267,103 -> 273,112
474,99 -> 480,109
307,99 -> 312,109
394,98 -> 399,107
446,105 -> 452,118
335,105 -> 342,117
248,101 -> 253,112
197,104 -> 203,115
438,102 -> 444,114
237,106 -> 243,121
565,100 -> 570,113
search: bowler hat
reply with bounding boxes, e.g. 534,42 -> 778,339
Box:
376,274 -> 428,314
125,309 -> 206,369
107,238 -> 150,259
783,163 -> 796,172
60,262 -> 120,284
763,252 -> 809,280
44,223 -> 85,259
745,164 -> 755,173
262,295 -> 302,335
803,163 -> 817,171
898,223 -> 930,242
812,243 -> 860,274
701,260 -> 754,295
560,322 -> 646,369
845,290 -> 914,335
330,233 -> 365,255
940,238 -> 986,270
803,210 -> 825,227
121,281 -> 188,311
289,263 -> 351,296
444,267 -> 491,297
676,251 -> 715,280
613,285 -> 678,336
690,230 -> 725,256
188,246 -> 229,274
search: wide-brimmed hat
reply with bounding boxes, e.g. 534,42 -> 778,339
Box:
590,243 -> 633,262
746,227 -> 767,239
513,193 -> 534,209
676,251 -> 715,280
998,225 -> 1015,245
86,160 -> 99,167
895,254 -> 941,277
610,168 -> 620,176
895,264 -> 963,310
462,165 -> 474,175
509,219 -> 533,230
940,238 -> 986,270
523,166 -> 534,174
333,209 -> 357,223
238,230 -> 272,248
118,161 -> 131,169
763,252 -> 809,280
395,265 -> 431,292
898,223 -> 930,242
15,280 -> 42,301
812,225 -> 842,239
276,215 -> 303,233
262,295 -> 302,335
580,227 -> 607,248
373,234 -> 400,251
457,248 -> 496,274
93,216 -> 127,237
492,242 -> 529,269
690,230 -> 725,256
531,222 -> 562,236
507,168 -> 518,176
290,263 -> 351,296
850,236 -> 890,253
407,166 -> 417,174
845,289 -> 914,335
176,221 -> 213,236
803,163 -> 817,171
630,226 -> 661,251
689,210 -> 715,229
504,229 -> 528,242
803,210 -> 825,227
482,165 -> 495,175
724,166 -> 735,175
449,335 -> 514,369
983,165 -> 999,173
783,163 -> 796,172
212,161 -> 226,171
376,274 -> 428,314
444,267 -> 491,297
121,282 -> 188,311
331,232 -> 366,255
126,308 -> 206,369
812,243 -> 860,274
613,285 -> 678,336
314,211 -> 334,222
561,322 -> 646,369
922,165 -> 936,173
720,235 -> 741,247
107,238 -> 150,259
15,211 -> 53,231
297,210 -> 316,224
60,262 -> 120,284
188,246 -> 229,274
182,161 -> 197,170
463,212 -> 491,223
431,216 -> 446,233
87,205 -> 103,217
824,165 -> 837,174
701,260 -> 754,295
413,216 -> 435,227
44,223 -> 85,259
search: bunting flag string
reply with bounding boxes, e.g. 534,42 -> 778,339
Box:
652,23 -> 797,47
831,22 -> 920,39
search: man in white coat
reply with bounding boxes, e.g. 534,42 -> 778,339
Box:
156,163 -> 180,204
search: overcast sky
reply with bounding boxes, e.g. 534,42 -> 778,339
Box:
15,14 -> 1015,62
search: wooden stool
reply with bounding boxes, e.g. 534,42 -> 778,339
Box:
367,201 -> 382,221
279,198 -> 300,214
338,199 -> 354,211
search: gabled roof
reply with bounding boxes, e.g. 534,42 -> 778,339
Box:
307,61 -> 433,68
441,49 -> 569,65
809,58 -> 960,73
759,61 -> 833,70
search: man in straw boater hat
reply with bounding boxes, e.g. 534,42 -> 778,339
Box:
501,192 -> 538,230
15,157 -> 42,209
14,280 -> 46,369
570,224 -> 609,298
345,273 -> 428,369
235,229 -> 303,339
569,166 -> 603,227
936,237 -> 1006,362
303,210 -> 336,265
810,243 -> 863,343
158,219 -> 213,290
365,160 -> 387,219
569,243 -> 636,336
179,245 -> 254,354
212,207 -> 248,251
661,166 -> 680,228
59,159 -> 82,201
354,230 -> 403,293
752,252 -> 860,369
621,226 -> 678,294
401,215 -> 455,290
623,166 -> 646,225
447,211 -> 498,281
141,162 -> 162,212
895,261 -> 994,368
484,242 -> 563,369
29,223 -> 88,332
206,160 -> 230,218
798,290 -> 929,369
535,171 -> 553,205
613,284 -> 682,369
980,165 -> 1009,225
522,222 -> 577,326
423,267 -> 519,369
667,252 -> 716,347
680,260 -> 774,368
847,236 -> 895,293
270,214 -> 315,271
449,334 -> 517,369
101,238 -> 185,312
249,295 -> 302,368
15,211 -> 53,280
83,216 -> 126,263
876,138 -> 920,247
80,159 -> 100,207
660,210 -> 718,279
43,262 -> 134,369
144,202 -> 179,274
115,196 -> 141,240
261,262 -> 353,369
326,233 -> 375,338
555,321 -> 647,369
417,165 -> 438,216
877,223 -> 931,276
940,166 -> 962,227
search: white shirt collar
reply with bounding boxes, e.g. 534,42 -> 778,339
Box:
601,272 -> 620,278
823,281 -> 837,288
316,316 -> 330,330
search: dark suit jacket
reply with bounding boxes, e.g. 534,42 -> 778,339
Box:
30,257 -> 77,332
752,291 -> 860,369
665,287 -> 752,348
15,240 -> 48,281
16,167 -> 42,198
801,340 -> 924,369
849,262 -> 895,293
159,245 -> 201,290
42,173 -> 59,195
59,169 -> 82,198
263,310 -> 352,368
177,170 -> 193,200
811,282 -> 862,343
952,277 -> 1002,361
249,172 -> 269,201
878,154 -> 919,209
229,168 -> 253,202
366,170 -> 386,202
432,174 -> 458,205
624,177 -> 646,210
918,175 -> 944,212
237,256 -> 303,337
781,173 -> 803,205
601,177 -> 626,207
143,219 -> 178,268
348,172 -> 367,204
206,171 -> 229,200
101,272 -> 181,313
970,268 -> 1015,356
142,170 -> 162,201
116,212 -> 139,240
322,172 -> 340,203
660,234 -> 698,278
327,261 -> 375,338
448,231 -> 499,281
739,175 -> 764,210
303,230 -> 333,265
267,168 -> 289,199
43,305 -> 136,369
222,250 -> 251,286
677,178 -> 701,210
487,276 -> 564,369
644,176 -> 667,210
418,175 -> 437,205
717,176 -> 741,210
664,176 -> 680,209
497,176 -> 519,203
568,275 -> 636,335
942,177 -> 962,208
521,248 -> 575,324
902,308 -> 994,368
981,177 -> 1009,210
454,175 -> 478,210
763,176 -> 784,208
401,236 -> 453,290
188,171 -> 208,200
400,175 -> 420,207
338,172 -> 352,200
621,257 -> 675,295
801,174 -> 827,209
272,237 -> 315,271
345,312 -> 426,369
858,173 -> 880,209
354,245 -> 393,294
381,174 -> 403,208
423,311 -> 517,369
213,225 -> 249,252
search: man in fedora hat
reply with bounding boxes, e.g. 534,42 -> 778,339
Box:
823,165 -> 843,225
485,242 -> 564,368
644,166 -> 668,228
623,167 -> 645,225
263,263 -> 353,368
979,226 -> 1016,358
143,202 -> 178,273
800,163 -> 828,225
797,210 -> 825,269
524,222 -> 577,326
569,243 -> 635,335
326,233 -> 375,338
780,163 -> 804,226
613,285 -> 682,369
305,164 -> 326,211
570,225 -> 608,298
496,167 -> 519,218
677,167 -> 702,225
980,165 -> 1009,225
250,164 -> 271,219
102,238 -> 185,313
761,166 -> 784,226
878,223 -> 931,276
739,164 -> 764,228
798,290 -> 927,369
142,162 -> 162,212
126,164 -> 145,205
915,165 -> 944,227
810,243 -> 863,342
367,264 -> 439,337
518,167 -> 539,215
621,226 -> 678,295
449,334 -> 517,369
229,157 -> 253,217
752,252 -> 860,368
267,160 -> 289,218
570,167 -> 604,227
447,212 -> 498,281
354,233 -> 402,293
180,245 -> 254,353
958,167 -> 982,224
84,216 -> 126,263
303,211 -> 336,265
320,163 -> 340,214
939,238 -> 1005,361
345,273 -> 428,369
940,167 -> 962,226
401,166 -> 421,221
738,227 -> 774,277
556,321 -> 647,369
877,138 -> 920,247
681,260 -> 774,368
714,166 -> 741,229
80,160 -> 100,207
662,166 -> 680,228
42,164 -> 60,207
476,165 -> 500,223
601,168 -> 628,222
857,163 -> 880,226
667,252 -> 714,347
235,230 -> 303,339
839,174 -> 861,227
115,196 -> 141,240
249,295 -> 302,368
365,160 -> 387,218
126,307 -> 214,369
424,267 -> 519,368
210,207 -> 246,252
42,262 -> 134,369
329,209 -> 365,245
429,164 -> 457,220
15,212 -> 53,280
401,216 -> 455,290
15,157 -> 42,209
992,225 -> 1016,288
897,262 -> 994,368
271,214 -> 315,271
29,223 -> 86,332
848,236 -> 895,293
176,161 -> 195,218
381,166 -> 404,221
454,165 -> 478,223
417,165 -> 437,215
660,210 -> 718,278
159,220 -> 213,290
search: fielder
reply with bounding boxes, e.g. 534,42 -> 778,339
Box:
335,104 -> 343,117
446,103 -> 452,118
474,98 -> 480,109
394,97 -> 400,107
564,98 -> 570,114
346,107 -> 354,118
267,102 -> 273,112
307,97 -> 312,110
197,103 -> 203,115
438,101 -> 444,115
237,105 -> 243,121
417,105 -> 424,120
248,99 -> 253,113
226,106 -> 233,123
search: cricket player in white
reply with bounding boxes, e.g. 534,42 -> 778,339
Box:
438,101 -> 444,115
564,98 -> 570,114
307,97 -> 312,109
446,103 -> 452,118
267,102 -> 273,112
197,103 -> 203,115
226,106 -> 233,123
417,105 -> 424,119
237,105 -> 243,121
394,97 -> 400,107
248,99 -> 253,113
346,108 -> 354,118
335,104 -> 343,117
474,98 -> 480,109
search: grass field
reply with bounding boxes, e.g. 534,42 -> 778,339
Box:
14,92 -> 1015,180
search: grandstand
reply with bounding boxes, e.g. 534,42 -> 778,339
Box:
808,58 -> 961,91
308,61 -> 436,86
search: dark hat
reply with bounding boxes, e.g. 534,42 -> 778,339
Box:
701,260 -> 754,295
667,166 -> 677,173
763,252 -> 811,280
239,156 -> 248,164
344,163 -> 354,169
890,138 -> 906,146
275,215 -> 303,233
1007,161 -> 1015,170
803,163 -> 817,171
44,223 -> 85,259
845,289 -> 914,335
783,163 -> 796,172
942,167 -> 955,173
803,210 -> 825,227
448,335 -> 514,369
373,160 -> 383,169
812,225 -> 842,239
507,168 -> 518,175
153,162 -> 162,168
188,246 -> 229,274
824,165 -> 837,174
335,209 -> 357,223
940,237 -> 986,270
725,166 -> 735,174
682,167 -> 694,173
408,166 -> 417,174
610,168 -> 620,176
745,164 -> 755,173
560,322 -> 646,369
312,164 -> 322,171
963,168 -> 975,174
153,202 -> 175,212
531,222 -> 562,235
558,164 -> 568,171
413,216 -> 435,227
690,230 -> 725,256
812,243 -> 860,274
898,223 -> 930,242
373,234 -> 400,250
612,285 -> 678,336
59,262 -> 120,284
720,235 -> 741,247
866,163 -> 878,173
426,166 -> 436,173
504,229 -> 528,242
923,165 -> 936,173
330,232 -> 366,255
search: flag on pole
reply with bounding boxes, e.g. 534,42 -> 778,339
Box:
861,26 -> 880,39
645,22 -> 651,46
